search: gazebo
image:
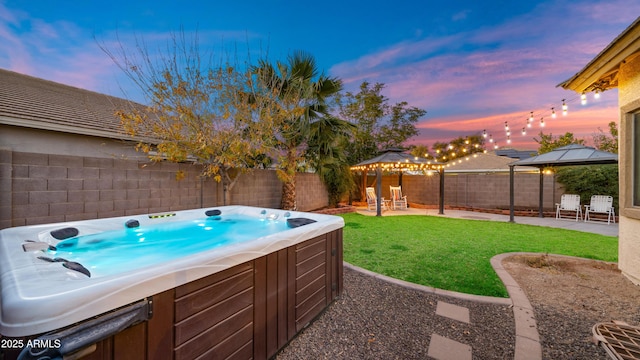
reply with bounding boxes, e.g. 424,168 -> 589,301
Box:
508,144 -> 618,222
351,149 -> 444,216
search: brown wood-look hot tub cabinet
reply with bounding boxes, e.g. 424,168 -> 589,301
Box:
2,229 -> 343,360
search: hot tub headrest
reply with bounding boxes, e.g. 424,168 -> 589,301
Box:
205,209 -> 222,217
125,219 -> 140,228
286,218 -> 317,228
50,227 -> 79,240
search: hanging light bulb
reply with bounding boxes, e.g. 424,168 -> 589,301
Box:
506,129 -> 511,136
540,117 -> 545,127
489,134 -> 494,143
526,118 -> 532,128
507,135 -> 511,144
494,143 -> 499,149
562,99 -> 568,115
504,121 -> 509,131
581,93 -> 587,105
522,127 -> 526,135
482,129 -> 487,138
594,90 -> 601,99
551,107 -> 556,118
465,137 -> 470,144
529,111 -> 534,122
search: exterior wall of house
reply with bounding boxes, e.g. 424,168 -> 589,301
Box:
367,171 -> 563,210
617,53 -> 640,285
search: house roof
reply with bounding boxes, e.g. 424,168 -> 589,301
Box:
509,144 -> 618,168
558,16 -> 640,93
0,68 -> 141,140
494,148 -> 537,160
445,152 -> 537,173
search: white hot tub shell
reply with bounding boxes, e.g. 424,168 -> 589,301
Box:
0,206 -> 344,339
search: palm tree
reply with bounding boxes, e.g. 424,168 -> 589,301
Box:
255,51 -> 348,210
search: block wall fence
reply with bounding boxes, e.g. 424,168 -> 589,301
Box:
0,149 -> 328,229
365,171 -> 563,211
1,148 -> 567,230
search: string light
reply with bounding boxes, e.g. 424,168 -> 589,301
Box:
581,93 -> 587,105
437,92 -> 605,156
594,90 -> 601,99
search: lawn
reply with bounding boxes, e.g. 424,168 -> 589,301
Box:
340,213 -> 618,297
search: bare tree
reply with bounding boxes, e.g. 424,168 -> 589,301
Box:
100,31 -> 300,205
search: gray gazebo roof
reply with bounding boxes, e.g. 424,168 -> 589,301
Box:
508,144 -> 618,222
509,144 -> 618,168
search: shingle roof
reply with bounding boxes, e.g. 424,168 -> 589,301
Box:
0,68 -> 141,140
495,149 -> 537,160
445,152 -> 537,173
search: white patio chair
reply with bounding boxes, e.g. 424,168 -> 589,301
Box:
365,187 -> 388,211
584,195 -> 616,224
389,186 -> 408,210
555,194 -> 582,221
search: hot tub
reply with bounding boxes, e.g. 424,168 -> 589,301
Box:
0,206 -> 344,359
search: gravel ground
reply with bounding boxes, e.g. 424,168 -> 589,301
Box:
275,267 -> 515,359
503,254 -> 640,360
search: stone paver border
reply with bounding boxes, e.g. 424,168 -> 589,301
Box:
345,257 -> 543,360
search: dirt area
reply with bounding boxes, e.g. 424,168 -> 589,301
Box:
503,254 -> 640,359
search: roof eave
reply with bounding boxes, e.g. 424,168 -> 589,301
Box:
558,16 -> 640,93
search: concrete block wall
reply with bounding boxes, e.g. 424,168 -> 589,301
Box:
230,169 -> 282,209
365,172 -> 562,210
9,152 -> 219,227
296,172 -> 329,211
3,151 -> 330,229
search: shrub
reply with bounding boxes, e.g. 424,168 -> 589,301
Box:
555,165 -> 619,210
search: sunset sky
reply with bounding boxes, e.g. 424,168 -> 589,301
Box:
1,0 -> 638,150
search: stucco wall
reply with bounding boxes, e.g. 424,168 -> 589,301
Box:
617,53 -> 640,285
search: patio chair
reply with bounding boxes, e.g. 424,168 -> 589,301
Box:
584,195 -> 616,224
366,187 -> 388,211
555,194 -> 582,221
389,186 -> 408,210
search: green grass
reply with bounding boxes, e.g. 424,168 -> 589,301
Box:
340,213 -> 618,297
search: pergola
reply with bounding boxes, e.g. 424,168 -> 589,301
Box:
508,144 -> 618,222
351,149 -> 444,216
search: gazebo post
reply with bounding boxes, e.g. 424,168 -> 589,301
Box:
509,165 -> 515,223
538,168 -> 544,218
439,168 -> 445,215
376,165 -> 382,217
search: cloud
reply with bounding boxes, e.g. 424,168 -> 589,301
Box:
329,0 -> 636,150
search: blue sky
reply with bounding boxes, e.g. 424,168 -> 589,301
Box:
1,0 -> 639,149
